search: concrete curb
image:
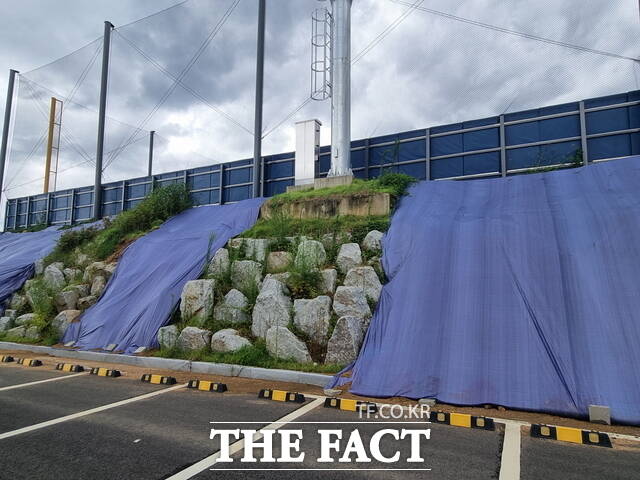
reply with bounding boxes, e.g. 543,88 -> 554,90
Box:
0,341 -> 332,387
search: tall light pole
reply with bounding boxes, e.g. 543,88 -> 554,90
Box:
252,0 -> 266,198
328,0 -> 352,177
0,69 -> 18,203
94,21 -> 113,220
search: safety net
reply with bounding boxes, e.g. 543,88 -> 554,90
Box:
331,156 -> 640,424
62,198 -> 264,354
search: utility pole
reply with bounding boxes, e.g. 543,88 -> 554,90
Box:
148,130 -> 155,177
328,0 -> 353,178
252,0 -> 266,198
94,21 -> 113,220
0,69 -> 18,202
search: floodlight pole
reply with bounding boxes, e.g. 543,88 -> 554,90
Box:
252,0 -> 266,198
0,69 -> 18,201
148,130 -> 155,177
328,0 -> 352,177
94,21 -> 113,220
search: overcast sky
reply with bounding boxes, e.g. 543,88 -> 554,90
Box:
0,0 -> 638,224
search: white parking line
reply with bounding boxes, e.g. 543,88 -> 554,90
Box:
499,422 -> 521,480
0,383 -> 187,440
166,397 -> 326,480
0,372 -> 88,392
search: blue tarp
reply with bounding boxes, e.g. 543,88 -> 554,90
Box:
332,157 -> 640,424
63,199 -> 264,354
0,227 -> 63,315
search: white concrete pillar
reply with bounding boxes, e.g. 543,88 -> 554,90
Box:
295,119 -> 322,185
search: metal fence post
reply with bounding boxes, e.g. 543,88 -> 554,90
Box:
219,164 -> 225,205
120,181 -> 126,213
499,115 -> 507,177
69,189 -> 76,225
579,101 -> 589,166
425,128 -> 431,181
148,130 -> 155,177
45,193 -> 52,226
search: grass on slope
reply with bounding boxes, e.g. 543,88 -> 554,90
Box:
268,172 -> 416,207
44,183 -> 192,265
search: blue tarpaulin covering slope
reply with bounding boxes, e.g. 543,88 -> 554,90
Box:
63,199 -> 264,354
332,157 -> 640,424
0,227 -> 63,315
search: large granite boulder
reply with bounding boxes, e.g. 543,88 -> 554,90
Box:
14,313 -> 36,326
66,284 -> 90,299
63,268 -> 82,283
176,326 -> 212,351
77,295 -> 98,310
3,310 -> 17,320
211,328 -> 251,353
6,325 -> 39,340
293,296 -> 332,345
251,278 -> 292,338
343,266 -> 383,302
55,290 -> 79,313
157,325 -> 179,350
320,232 -> 351,251
336,243 -> 363,274
332,286 -> 371,319
295,240 -> 327,270
83,262 -> 115,284
44,264 -> 66,290
52,310 -> 81,337
213,289 -> 250,325
73,251 -> 91,268
180,279 -> 215,325
34,259 -> 45,276
265,326 -> 312,363
0,317 -> 13,332
325,316 -> 365,365
207,248 -> 230,278
362,230 -> 384,252
319,269 -> 338,295
229,238 -> 271,262
10,293 -> 27,312
231,260 -> 263,292
90,275 -> 107,297
266,251 -> 293,273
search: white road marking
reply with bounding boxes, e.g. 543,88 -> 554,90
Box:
499,422 -> 521,480
0,383 -> 187,440
166,397 -> 326,480
0,372 -> 88,391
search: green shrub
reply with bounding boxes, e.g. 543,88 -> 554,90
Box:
44,226 -> 100,266
87,183 -> 191,260
375,172 -> 417,197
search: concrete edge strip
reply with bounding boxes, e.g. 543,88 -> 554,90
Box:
165,397 -> 326,480
0,383 -> 187,440
0,372 -> 88,392
499,423 -> 521,480
0,342 -> 331,387
2,343 -> 637,443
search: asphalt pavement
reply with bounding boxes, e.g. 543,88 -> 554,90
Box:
0,361 -> 638,480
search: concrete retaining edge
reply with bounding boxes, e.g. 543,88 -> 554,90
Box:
0,341 -> 332,387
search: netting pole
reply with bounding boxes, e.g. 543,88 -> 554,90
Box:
93,21 -> 113,220
0,69 -> 18,203
252,0 -> 266,199
148,130 -> 155,177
